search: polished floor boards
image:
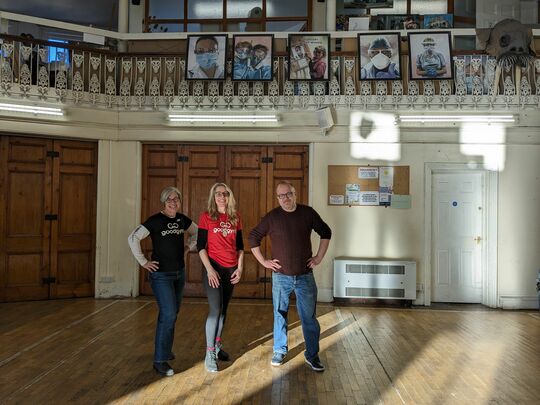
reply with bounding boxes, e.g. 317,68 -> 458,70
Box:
1,298 -> 539,404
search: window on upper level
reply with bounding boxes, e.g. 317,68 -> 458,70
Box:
47,39 -> 70,66
145,0 -> 310,32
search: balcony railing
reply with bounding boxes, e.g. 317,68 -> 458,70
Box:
1,35 -> 540,111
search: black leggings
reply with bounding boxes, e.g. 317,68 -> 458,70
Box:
203,259 -> 236,348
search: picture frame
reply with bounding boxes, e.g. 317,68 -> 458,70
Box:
185,34 -> 228,80
232,34 -> 274,81
288,34 -> 330,81
344,0 -> 394,9
423,14 -> 454,29
358,32 -> 402,81
407,31 -> 453,80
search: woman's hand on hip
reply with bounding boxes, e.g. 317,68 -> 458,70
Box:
143,261 -> 159,272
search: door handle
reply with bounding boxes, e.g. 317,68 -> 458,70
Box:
474,236 -> 482,244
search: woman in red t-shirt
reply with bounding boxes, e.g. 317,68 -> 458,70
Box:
197,182 -> 244,372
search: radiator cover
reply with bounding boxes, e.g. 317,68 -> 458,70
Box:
333,257 -> 416,300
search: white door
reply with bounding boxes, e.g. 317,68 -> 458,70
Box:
432,171 -> 484,303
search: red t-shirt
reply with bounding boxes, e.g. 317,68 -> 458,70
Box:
198,211 -> 242,267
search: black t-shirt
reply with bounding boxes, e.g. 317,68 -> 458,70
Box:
142,212 -> 193,272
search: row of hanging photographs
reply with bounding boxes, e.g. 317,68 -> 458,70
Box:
187,32 -> 460,82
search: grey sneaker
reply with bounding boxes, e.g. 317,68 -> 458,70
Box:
153,362 -> 174,377
271,352 -> 286,366
304,356 -> 325,372
216,342 -> 230,361
205,349 -> 218,372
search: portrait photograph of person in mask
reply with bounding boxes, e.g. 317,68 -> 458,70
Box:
359,33 -> 401,81
288,34 -> 330,81
186,35 -> 227,80
408,31 -> 453,80
232,35 -> 274,81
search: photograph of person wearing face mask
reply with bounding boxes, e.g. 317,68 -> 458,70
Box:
232,35 -> 274,81
408,32 -> 453,80
186,35 -> 227,80
359,33 -> 401,81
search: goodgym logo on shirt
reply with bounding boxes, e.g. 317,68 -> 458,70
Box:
213,221 -> 235,237
161,221 -> 185,236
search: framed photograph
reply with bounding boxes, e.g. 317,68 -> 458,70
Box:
453,54 -> 496,95
423,14 -> 454,29
185,34 -> 227,80
408,31 -> 453,80
358,33 -> 401,80
369,14 -> 420,30
232,34 -> 274,81
288,34 -> 330,81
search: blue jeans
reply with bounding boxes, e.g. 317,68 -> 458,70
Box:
149,270 -> 185,363
272,271 -> 320,361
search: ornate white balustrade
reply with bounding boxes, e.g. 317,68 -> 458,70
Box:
1,38 -> 540,111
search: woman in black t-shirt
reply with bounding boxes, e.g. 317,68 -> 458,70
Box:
128,186 -> 197,377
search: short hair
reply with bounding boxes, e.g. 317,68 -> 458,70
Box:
160,186 -> 182,203
276,181 -> 296,194
236,41 -> 252,50
253,44 -> 268,55
314,46 -> 326,57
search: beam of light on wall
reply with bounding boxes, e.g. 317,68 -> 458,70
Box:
349,111 -> 400,161
460,123 -> 506,171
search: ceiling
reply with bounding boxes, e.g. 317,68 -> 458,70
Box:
0,0 -> 119,30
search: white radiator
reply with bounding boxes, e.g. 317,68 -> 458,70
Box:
333,257 -> 416,300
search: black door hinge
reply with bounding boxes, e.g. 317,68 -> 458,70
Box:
45,214 -> 58,220
42,277 -> 56,284
259,277 -> 272,283
178,155 -> 189,162
261,157 -> 273,163
46,151 -> 60,158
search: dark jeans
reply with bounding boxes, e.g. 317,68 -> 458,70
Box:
149,270 -> 185,363
272,271 -> 320,361
202,259 -> 236,348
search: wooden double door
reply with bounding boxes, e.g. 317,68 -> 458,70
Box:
140,144 -> 309,299
0,135 -> 97,302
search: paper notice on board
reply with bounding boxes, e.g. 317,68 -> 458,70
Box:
345,184 -> 360,204
329,194 -> 345,205
379,167 -> 394,205
390,194 -> 411,209
358,167 -> 379,179
360,191 -> 379,205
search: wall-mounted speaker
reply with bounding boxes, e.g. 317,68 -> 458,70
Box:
316,107 -> 335,135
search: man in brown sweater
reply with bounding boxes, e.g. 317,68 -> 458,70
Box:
249,181 -> 331,372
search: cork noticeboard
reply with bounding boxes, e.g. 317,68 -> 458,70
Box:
328,165 -> 410,206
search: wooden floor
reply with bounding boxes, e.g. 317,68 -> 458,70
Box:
1,298 -> 539,404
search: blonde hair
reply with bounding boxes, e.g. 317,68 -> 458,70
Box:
207,183 -> 238,225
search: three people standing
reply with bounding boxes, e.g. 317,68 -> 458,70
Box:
130,181 -> 331,375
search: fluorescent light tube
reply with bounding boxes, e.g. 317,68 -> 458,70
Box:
0,103 -> 64,116
168,114 -> 278,123
399,115 -> 514,123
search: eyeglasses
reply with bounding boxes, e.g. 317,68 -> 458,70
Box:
215,191 -> 230,198
277,192 -> 294,200
166,197 -> 180,203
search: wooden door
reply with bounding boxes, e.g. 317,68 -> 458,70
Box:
0,135 -> 97,302
0,136 -> 52,302
50,140 -> 97,298
181,145 -> 225,297
139,144 -> 309,299
225,146 -> 268,298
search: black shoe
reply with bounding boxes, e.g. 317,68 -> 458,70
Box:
216,342 -> 230,361
304,356 -> 325,372
153,362 -> 174,377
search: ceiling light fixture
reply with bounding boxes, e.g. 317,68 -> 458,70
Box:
398,115 -> 515,123
168,113 -> 278,123
0,102 -> 64,116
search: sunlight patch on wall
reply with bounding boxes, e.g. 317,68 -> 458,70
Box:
349,111 -> 400,161
460,123 -> 506,171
